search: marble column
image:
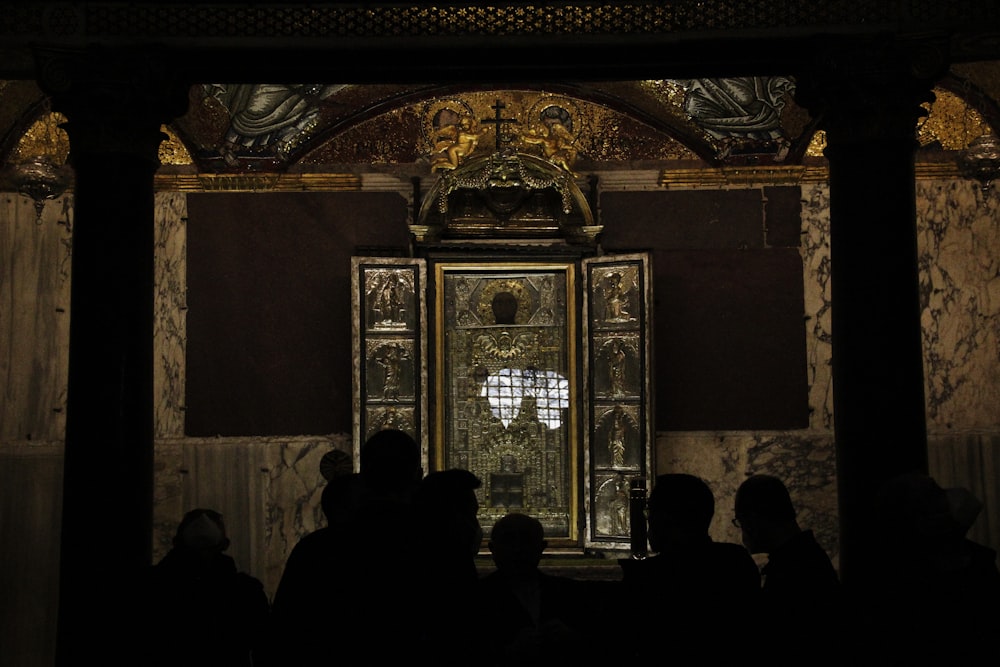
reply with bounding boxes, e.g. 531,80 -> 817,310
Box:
35,47 -> 190,665
795,38 -> 945,589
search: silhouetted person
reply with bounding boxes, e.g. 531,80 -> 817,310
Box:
620,473 -> 761,662
862,471 -> 1000,664
349,428 -> 427,661
266,471 -> 365,666
478,512 -> 590,666
268,429 -> 423,666
734,474 -> 841,665
134,508 -> 269,667
411,468 -> 484,664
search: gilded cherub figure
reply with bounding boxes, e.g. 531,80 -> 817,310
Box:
520,105 -> 578,176
431,116 -> 488,171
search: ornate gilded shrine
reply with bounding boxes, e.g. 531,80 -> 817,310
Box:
353,96 -> 654,553
436,262 -> 579,545
353,253 -> 653,551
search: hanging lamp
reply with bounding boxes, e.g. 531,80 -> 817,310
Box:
954,80 -> 1000,195
8,153 -> 72,222
957,132 -> 1000,194
4,104 -> 72,223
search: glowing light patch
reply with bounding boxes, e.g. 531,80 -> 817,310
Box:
480,368 -> 569,429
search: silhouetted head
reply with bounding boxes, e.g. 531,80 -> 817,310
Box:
173,508 -> 230,554
946,486 -> 984,536
360,428 -> 422,496
415,468 -> 484,558
734,474 -> 797,554
416,468 -> 482,518
320,472 -> 366,525
646,473 -> 715,552
489,512 -> 547,575
874,471 -> 961,547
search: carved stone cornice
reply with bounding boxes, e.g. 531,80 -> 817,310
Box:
146,162 -> 966,193
655,162 -> 962,189
153,173 -> 362,193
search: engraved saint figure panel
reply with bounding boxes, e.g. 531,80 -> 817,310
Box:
366,339 -> 414,402
437,264 -> 577,544
583,254 -> 652,546
367,268 -> 415,330
594,334 -> 641,399
352,259 -> 427,467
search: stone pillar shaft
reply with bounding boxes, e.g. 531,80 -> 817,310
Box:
37,47 -> 189,665
796,37 -> 944,589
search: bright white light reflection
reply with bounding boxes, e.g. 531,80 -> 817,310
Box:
480,368 -> 569,428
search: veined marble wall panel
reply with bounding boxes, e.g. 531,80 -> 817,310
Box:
744,432 -> 839,567
917,179 -> 1000,431
917,180 -> 1000,567
257,434 -> 351,593
0,193 -> 71,441
154,434 -> 351,599
154,192 -> 187,438
800,183 -> 834,431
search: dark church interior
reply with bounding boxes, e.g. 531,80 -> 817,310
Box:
1,2 -> 999,665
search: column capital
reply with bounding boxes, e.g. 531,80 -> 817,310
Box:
793,35 -> 948,149
33,45 -> 190,164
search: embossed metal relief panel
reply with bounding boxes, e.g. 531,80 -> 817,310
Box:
435,263 -> 578,545
352,258 -> 428,471
582,253 -> 653,549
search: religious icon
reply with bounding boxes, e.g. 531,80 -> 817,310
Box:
374,343 -> 408,401
601,270 -> 635,323
605,338 -> 628,398
376,274 -> 403,324
438,264 -> 577,542
594,473 -> 632,537
608,405 -> 627,468
366,268 -> 413,330
203,83 -> 347,166
682,76 -> 795,161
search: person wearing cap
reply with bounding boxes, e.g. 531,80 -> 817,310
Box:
864,472 -> 1000,664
